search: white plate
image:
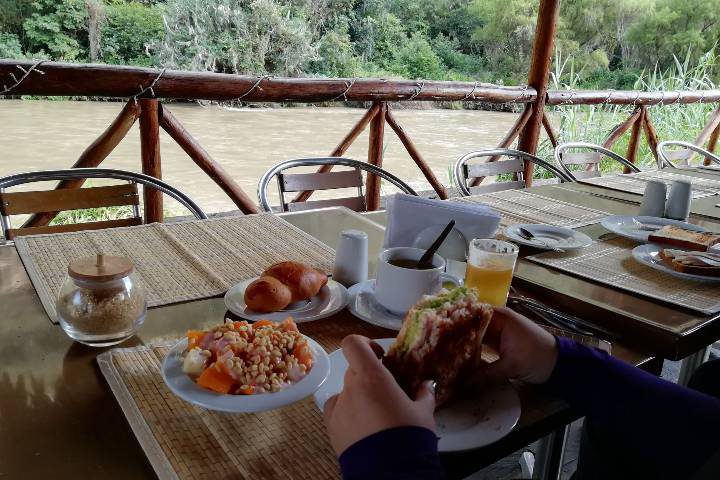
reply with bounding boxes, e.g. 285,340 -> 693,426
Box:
224,278 -> 348,322
313,338 -> 521,452
504,224 -> 593,251
347,274 -> 460,331
162,336 -> 330,413
632,244 -> 720,283
600,215 -> 705,243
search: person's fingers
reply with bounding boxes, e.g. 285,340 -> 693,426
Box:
413,380 -> 436,414
342,335 -> 385,374
476,357 -> 512,382
323,394 -> 339,420
484,307 -> 511,347
368,339 -> 385,360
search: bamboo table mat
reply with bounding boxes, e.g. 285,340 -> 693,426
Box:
526,237 -> 720,315
454,189 -> 609,228
96,315 -> 397,480
579,170 -> 720,199
14,214 -> 335,323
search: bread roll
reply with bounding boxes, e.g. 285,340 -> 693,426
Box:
263,261 -> 328,303
244,276 -> 292,312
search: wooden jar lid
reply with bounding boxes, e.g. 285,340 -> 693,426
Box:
68,254 -> 134,282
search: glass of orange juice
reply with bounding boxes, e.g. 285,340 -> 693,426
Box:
464,238 -> 519,307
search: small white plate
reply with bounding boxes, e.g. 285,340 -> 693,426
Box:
313,338 -> 521,452
162,336 -> 331,413
601,215 -> 705,243
347,274 -> 460,331
224,278 -> 348,322
504,224 -> 593,251
632,244 -> 720,283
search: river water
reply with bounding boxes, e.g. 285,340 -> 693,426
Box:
0,99 -> 519,213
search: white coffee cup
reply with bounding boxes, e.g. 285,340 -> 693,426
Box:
374,247 -> 446,315
638,180 -> 667,217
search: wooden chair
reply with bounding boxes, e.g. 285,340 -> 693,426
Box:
258,157 -> 417,213
658,140 -> 720,169
452,148 -> 574,196
554,142 -> 641,180
0,168 -> 206,240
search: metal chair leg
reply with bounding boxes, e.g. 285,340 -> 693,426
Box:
678,347 -> 710,386
532,425 -> 569,480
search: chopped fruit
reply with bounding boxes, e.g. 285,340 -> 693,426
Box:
196,364 -> 236,394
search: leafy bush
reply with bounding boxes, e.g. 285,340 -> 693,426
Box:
23,0 -> 87,61
101,1 -> 164,66
0,32 -> 23,58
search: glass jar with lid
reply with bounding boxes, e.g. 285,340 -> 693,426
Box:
56,254 -> 146,347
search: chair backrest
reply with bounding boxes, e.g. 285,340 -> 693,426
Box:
0,168 -> 207,240
658,140 -> 720,169
452,148 -> 573,196
258,157 -> 417,213
554,142 -> 641,180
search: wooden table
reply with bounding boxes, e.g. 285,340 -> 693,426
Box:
0,207 -> 653,480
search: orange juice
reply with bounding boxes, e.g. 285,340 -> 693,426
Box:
464,263 -> 514,306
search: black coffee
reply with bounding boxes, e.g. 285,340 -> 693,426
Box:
388,258 -> 434,270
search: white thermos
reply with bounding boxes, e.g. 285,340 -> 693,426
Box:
664,180 -> 693,221
333,230 -> 368,287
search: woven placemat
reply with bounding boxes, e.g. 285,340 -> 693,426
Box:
15,214 -> 335,323
526,237 -> 720,315
580,171 -> 718,199
454,190 -> 609,228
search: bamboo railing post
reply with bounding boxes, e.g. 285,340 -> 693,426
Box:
139,98 -> 163,223
366,102 -> 387,210
707,122 -> 720,165
691,106 -> 720,165
517,0 -> 561,186
384,108 -> 447,200
292,103 -> 380,204
624,108 -> 644,173
541,112 -> 559,148
602,107 -> 642,150
469,105 -> 534,187
159,106 -> 259,214
22,100 -> 140,228
642,107 -> 661,165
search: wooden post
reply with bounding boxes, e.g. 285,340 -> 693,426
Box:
691,106 -> 720,165
517,0 -> 561,186
139,98 -> 163,223
642,107 -> 661,165
541,112 -> 559,148
707,123 -> 720,165
159,106 -> 259,214
602,107 -> 642,150
624,108 -> 644,173
366,102 -> 387,211
385,108 -> 448,200
22,100 -> 140,228
292,103 -> 380,203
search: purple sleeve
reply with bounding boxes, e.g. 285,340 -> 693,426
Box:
547,337 -> 720,475
339,426 -> 443,479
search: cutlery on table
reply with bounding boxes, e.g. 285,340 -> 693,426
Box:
517,227 -> 566,253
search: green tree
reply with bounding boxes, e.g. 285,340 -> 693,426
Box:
0,32 -> 24,58
392,32 -> 443,79
23,0 -> 87,60
101,1 -> 164,66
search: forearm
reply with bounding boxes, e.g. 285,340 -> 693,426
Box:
339,426 -> 443,480
547,338 -> 720,474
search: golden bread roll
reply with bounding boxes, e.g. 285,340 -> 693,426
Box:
263,261 -> 328,303
244,276 -> 292,312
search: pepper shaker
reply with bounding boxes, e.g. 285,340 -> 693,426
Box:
638,180 -> 667,217
665,180 -> 693,221
333,230 -> 368,287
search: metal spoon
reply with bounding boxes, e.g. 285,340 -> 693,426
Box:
517,227 -> 565,253
417,220 -> 456,269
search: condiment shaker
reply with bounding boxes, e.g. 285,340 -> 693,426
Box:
638,180 -> 666,217
664,180 -> 693,221
333,230 -> 368,287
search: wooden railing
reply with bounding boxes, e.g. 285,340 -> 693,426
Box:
2,58 -> 720,226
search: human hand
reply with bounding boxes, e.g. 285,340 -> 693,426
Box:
479,307 -> 558,384
323,335 -> 436,456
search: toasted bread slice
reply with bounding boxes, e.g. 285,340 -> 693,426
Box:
648,225 -> 720,251
659,249 -> 720,277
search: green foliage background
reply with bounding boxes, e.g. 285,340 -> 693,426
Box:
1,0 -> 719,88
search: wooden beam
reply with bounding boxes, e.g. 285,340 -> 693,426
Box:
292,103 -> 380,203
469,105 -> 533,187
642,107 -> 660,165
385,108 -> 447,200
547,89 -> 720,106
22,100 -> 140,228
602,107 -> 642,150
365,102 -> 387,211
707,122 -> 720,165
139,98 -> 163,223
625,108 -> 644,173
159,105 -> 259,214
691,106 -> 720,164
517,0 -> 561,186
541,112 -> 559,148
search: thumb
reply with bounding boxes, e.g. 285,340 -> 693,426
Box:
413,380 -> 436,413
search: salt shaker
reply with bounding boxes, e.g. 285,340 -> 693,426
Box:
638,180 -> 667,217
665,180 -> 693,221
333,230 -> 368,287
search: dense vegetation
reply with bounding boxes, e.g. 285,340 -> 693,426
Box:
1,0 -> 719,88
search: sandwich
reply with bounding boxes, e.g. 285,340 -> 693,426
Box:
383,287 -> 493,406
648,225 -> 720,251
659,249 -> 720,277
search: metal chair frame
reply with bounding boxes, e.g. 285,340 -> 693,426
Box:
0,168 -> 207,238
554,142 -> 641,180
453,148 -> 574,197
657,140 -> 720,169
257,157 -> 417,213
